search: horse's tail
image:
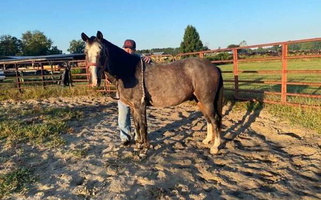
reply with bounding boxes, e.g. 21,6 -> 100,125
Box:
214,66 -> 223,130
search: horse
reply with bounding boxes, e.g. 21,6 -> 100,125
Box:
81,31 -> 224,154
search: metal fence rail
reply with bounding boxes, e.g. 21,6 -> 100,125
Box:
1,38 -> 320,108
158,37 -> 321,108
0,60 -> 87,91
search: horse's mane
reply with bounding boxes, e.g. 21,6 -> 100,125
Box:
101,38 -> 140,80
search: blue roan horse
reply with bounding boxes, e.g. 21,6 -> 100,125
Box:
81,31 -> 224,154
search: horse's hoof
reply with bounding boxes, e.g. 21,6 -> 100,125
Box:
143,142 -> 150,149
139,148 -> 148,157
210,147 -> 219,154
202,138 -> 211,145
122,140 -> 131,146
139,152 -> 147,159
135,140 -> 144,145
135,143 -> 143,150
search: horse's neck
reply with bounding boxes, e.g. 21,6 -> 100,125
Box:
105,40 -> 140,73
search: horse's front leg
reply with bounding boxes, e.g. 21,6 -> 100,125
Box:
131,109 -> 141,143
132,104 -> 149,148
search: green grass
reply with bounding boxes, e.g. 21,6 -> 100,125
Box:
0,106 -> 83,148
225,100 -> 321,134
218,58 -> 321,106
0,168 -> 35,198
268,104 -> 321,134
222,58 -> 321,133
0,105 -> 85,198
0,84 -> 101,101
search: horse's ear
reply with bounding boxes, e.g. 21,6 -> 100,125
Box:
81,33 -> 89,42
97,31 -> 104,40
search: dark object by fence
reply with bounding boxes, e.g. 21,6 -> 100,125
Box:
60,63 -> 73,86
0,54 -> 87,90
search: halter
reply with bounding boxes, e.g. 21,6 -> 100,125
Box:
85,41 -> 108,70
85,41 -> 109,90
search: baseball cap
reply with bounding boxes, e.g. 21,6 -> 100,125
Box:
123,39 -> 136,50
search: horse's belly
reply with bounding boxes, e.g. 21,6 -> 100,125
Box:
146,67 -> 194,107
148,89 -> 192,107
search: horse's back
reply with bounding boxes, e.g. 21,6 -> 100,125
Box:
145,58 -> 221,107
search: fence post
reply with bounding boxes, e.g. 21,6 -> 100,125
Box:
281,43 -> 288,103
199,52 -> 204,58
41,63 -> 46,89
232,48 -> 239,99
15,63 -> 22,93
85,61 -> 90,87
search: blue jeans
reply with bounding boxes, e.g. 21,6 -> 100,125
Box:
118,100 -> 131,142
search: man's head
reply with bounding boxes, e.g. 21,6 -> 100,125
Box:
123,39 -> 136,54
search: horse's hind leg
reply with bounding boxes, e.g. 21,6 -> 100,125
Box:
210,114 -> 222,154
203,122 -> 213,145
211,83 -> 223,154
197,102 -> 221,154
198,102 -> 213,145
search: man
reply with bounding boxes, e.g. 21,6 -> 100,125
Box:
119,39 -> 151,145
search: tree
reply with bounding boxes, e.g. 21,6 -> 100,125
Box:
239,40 -> 248,47
271,45 -> 281,52
48,46 -> 62,54
227,44 -> 239,48
313,41 -> 321,50
0,35 -> 22,56
21,30 -> 53,56
180,25 -> 205,53
68,39 -> 85,53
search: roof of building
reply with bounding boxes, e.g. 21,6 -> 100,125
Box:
0,53 -> 85,65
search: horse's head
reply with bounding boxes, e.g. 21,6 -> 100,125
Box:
81,31 -> 107,87
81,31 -> 141,88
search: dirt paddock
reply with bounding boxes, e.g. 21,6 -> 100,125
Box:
1,96 -> 321,200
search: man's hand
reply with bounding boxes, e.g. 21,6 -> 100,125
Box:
142,56 -> 152,64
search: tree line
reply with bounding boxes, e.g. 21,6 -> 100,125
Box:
0,30 -> 87,57
1,27 -> 320,57
0,26 -> 207,56
0,31 -> 62,56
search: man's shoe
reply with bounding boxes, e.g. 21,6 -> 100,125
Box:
122,140 -> 130,146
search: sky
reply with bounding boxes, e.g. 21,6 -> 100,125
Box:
1,0 -> 321,54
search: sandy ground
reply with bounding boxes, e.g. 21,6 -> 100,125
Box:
1,96 -> 321,200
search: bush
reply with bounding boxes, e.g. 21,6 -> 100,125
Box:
205,52 -> 233,61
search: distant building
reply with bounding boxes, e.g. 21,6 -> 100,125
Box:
152,52 -> 165,56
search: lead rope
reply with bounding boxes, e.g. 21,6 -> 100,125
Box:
141,58 -> 146,104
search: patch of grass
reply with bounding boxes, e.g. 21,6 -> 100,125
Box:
224,99 -> 321,134
0,85 -> 101,101
69,149 -> 88,159
0,107 -> 83,148
0,168 -> 35,198
268,104 -> 321,134
225,100 -> 264,112
219,58 -> 321,106
0,105 -> 85,198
